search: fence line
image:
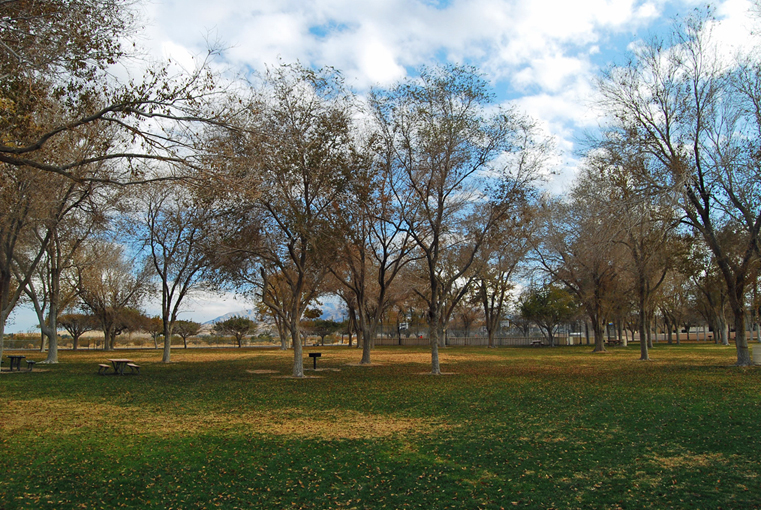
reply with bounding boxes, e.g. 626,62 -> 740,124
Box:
373,335 -> 574,347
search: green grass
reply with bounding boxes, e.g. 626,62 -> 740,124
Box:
1,344 -> 760,509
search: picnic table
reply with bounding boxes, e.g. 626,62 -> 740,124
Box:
530,339 -> 543,347
7,355 -> 25,371
108,359 -> 133,375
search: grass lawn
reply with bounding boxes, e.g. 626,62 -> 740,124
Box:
1,344 -> 760,509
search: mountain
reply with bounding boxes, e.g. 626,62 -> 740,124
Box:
203,309 -> 258,325
205,299 -> 345,326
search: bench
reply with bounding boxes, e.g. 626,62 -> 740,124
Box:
530,340 -> 543,347
26,360 -> 36,371
308,352 -> 321,370
97,364 -> 111,375
127,363 -> 140,375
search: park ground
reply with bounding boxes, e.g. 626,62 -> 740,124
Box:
1,344 -> 759,509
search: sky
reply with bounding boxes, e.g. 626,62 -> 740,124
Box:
6,0 -> 758,332
141,0 -> 757,188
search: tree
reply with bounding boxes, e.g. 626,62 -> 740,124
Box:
371,64 -> 547,374
330,138 -> 415,365
519,284 -> 578,347
213,316 -> 255,348
475,203 -> 536,347
0,167 -> 57,361
597,10 -> 761,364
142,316 -> 164,349
534,192 -> 625,353
218,63 -> 355,377
127,181 -> 215,362
174,320 -> 201,349
18,172 -> 105,362
0,0 -> 229,360
0,1 -> 231,185
574,157 -> 681,360
58,312 -> 97,350
75,241 -> 151,350
303,318 -> 343,345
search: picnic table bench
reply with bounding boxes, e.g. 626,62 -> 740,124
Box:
98,364 -> 111,375
26,360 -> 36,371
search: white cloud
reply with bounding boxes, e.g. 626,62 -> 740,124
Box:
161,41 -> 196,71
139,0 -> 753,202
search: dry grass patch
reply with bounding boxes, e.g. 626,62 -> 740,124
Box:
649,452 -> 730,470
1,398 -> 439,440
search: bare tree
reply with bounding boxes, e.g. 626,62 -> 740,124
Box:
371,65 -> 547,374
330,141 -> 415,365
0,0 -> 233,185
75,241 -> 151,350
216,64 -> 355,377
576,155 -> 681,359
126,181 -> 215,362
475,202 -> 536,348
597,11 -> 761,364
534,191 -> 625,353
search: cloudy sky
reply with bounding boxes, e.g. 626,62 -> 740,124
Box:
7,0 -> 758,332
142,0 -> 756,186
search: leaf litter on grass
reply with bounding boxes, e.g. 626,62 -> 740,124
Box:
2,398 -> 446,440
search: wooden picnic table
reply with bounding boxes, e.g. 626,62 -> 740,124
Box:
108,359 -> 132,375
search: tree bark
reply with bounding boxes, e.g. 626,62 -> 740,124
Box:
639,309 -> 650,361
161,319 -> 175,362
733,309 -> 751,365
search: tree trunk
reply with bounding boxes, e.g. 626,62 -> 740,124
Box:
43,271 -> 61,363
103,327 -> 113,351
733,309 -> 751,366
360,325 -> 374,364
721,316 -> 729,346
639,309 -> 650,361
429,308 -> 442,375
162,320 -> 175,362
278,323 -> 288,350
0,314 -> 6,364
487,327 -> 496,348
592,318 -> 606,353
291,320 -> 304,377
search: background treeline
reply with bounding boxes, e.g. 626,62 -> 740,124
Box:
2,1 -> 760,375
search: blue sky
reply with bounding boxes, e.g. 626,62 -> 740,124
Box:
7,0 -> 757,332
